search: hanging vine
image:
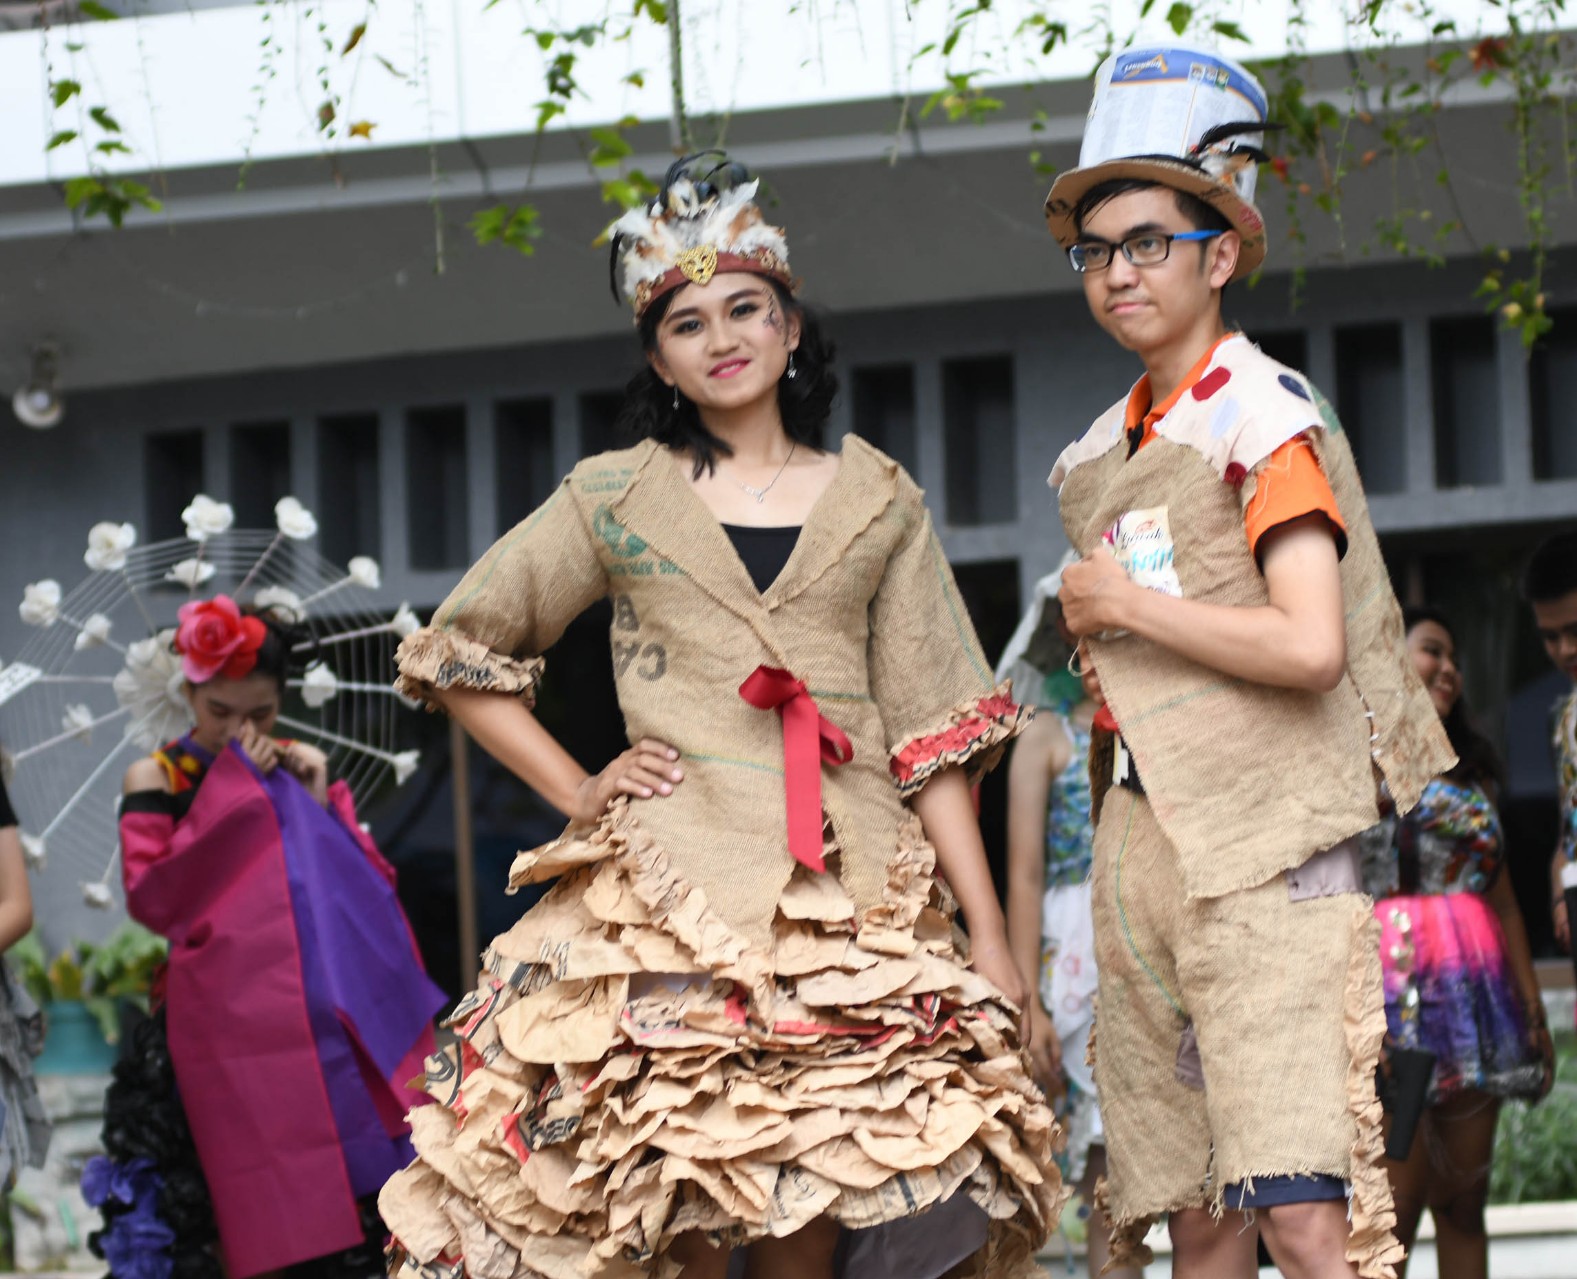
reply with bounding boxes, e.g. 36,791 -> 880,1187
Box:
29,0 -> 1577,343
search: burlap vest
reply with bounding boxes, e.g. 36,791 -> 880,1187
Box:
1054,337 -> 1452,899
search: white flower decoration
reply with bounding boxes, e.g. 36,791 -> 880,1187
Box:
19,833 -> 45,870
347,556 -> 382,590
275,496 -> 319,540
81,881 -> 115,910
165,558 -> 217,588
181,494 -> 234,543
114,630 -> 194,750
84,521 -> 137,571
254,586 -> 304,621
390,603 -> 420,638
62,703 -> 96,744
300,662 -> 339,709
19,580 -> 62,627
393,750 -> 420,785
74,612 -> 113,651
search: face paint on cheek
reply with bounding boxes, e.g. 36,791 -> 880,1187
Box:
762,295 -> 787,343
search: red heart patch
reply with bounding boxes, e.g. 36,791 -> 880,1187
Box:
1191,366 -> 1232,401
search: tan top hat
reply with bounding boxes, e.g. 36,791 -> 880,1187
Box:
1045,41 -> 1272,280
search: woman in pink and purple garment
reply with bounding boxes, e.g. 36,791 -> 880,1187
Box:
1359,605 -> 1553,1279
93,595 -> 444,1279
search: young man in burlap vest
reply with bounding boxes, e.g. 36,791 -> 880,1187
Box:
1041,43 -> 1454,1279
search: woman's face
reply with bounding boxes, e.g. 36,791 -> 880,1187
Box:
184,671 -> 281,752
1406,619 -> 1460,720
647,272 -> 800,416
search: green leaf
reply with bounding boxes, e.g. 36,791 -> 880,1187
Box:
78,1 -> 119,19
50,79 -> 82,108
94,139 -> 131,155
1211,20 -> 1248,44
1165,3 -> 1192,36
46,130 -> 78,151
342,21 -> 366,55
63,176 -> 102,209
588,126 -> 632,166
469,202 -> 541,254
89,105 -> 122,133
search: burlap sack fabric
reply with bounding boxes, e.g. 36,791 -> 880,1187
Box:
384,436 -> 1061,1277
1053,337 -> 1454,1278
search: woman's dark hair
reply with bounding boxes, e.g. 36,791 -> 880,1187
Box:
616,278 -> 839,477
1403,605 -> 1503,793
250,611 -> 309,692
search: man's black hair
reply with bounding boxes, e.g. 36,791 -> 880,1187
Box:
1522,528 -> 1577,603
1072,177 -> 1233,239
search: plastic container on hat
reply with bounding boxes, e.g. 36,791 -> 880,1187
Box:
1045,39 -> 1272,280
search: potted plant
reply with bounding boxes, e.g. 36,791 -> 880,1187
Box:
12,924 -> 168,1074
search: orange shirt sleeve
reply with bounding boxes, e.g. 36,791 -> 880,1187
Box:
1243,435 -> 1347,559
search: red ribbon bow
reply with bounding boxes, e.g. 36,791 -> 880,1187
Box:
738,665 -> 854,873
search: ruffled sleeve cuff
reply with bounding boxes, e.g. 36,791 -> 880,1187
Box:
888,684 -> 1031,797
394,626 -> 544,712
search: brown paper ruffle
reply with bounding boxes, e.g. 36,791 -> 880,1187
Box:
394,627 -> 544,712
889,684 -> 1031,798
380,801 -> 1062,1278
1342,909 -> 1405,1279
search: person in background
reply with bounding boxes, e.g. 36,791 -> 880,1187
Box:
1360,606 -> 1552,1279
1000,561 -> 1142,1279
0,767 -> 49,1188
1522,528 -> 1577,982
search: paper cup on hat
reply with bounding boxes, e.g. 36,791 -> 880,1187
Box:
1045,42 -> 1270,279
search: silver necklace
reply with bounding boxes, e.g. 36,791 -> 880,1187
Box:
729,442 -> 796,503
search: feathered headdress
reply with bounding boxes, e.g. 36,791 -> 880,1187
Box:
608,153 -> 794,319
1044,42 -> 1278,280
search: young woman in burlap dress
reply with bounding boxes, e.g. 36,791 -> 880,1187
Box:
380,157 -> 1060,1279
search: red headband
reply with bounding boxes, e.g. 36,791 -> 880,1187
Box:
635,248 -> 794,319
175,595 -> 269,683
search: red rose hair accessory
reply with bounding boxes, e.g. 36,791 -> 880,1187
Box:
174,595 -> 268,683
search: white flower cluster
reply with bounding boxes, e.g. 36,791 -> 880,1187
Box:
18,580 -> 61,628
84,522 -> 137,571
275,496 -> 318,540
182,494 -> 234,543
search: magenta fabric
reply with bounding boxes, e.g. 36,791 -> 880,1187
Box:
120,744 -> 441,1276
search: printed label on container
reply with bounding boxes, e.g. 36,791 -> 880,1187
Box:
1103,505 -> 1183,599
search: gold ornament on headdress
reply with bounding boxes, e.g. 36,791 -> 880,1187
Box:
675,245 -> 719,287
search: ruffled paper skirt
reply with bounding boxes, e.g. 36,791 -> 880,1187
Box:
379,801 -> 1062,1278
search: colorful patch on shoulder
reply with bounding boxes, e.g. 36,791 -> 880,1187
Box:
1192,366 -> 1232,401
1278,373 -> 1312,401
1210,396 -> 1241,439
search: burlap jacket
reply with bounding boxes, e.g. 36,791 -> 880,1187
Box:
1053,336 -> 1453,899
397,435 -> 1021,947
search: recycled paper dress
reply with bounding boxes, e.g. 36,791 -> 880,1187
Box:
381,437 -> 1060,1278
111,734 -> 445,1277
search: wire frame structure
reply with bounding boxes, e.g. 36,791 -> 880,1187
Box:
0,495 -> 422,911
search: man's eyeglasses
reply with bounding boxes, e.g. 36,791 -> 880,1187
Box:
1068,230 -> 1224,274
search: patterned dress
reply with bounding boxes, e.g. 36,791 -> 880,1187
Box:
1037,711 -> 1101,1182
1554,689 -> 1576,868
1360,777 -> 1544,1104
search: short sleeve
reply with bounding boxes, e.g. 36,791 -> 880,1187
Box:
0,775 -> 16,830
1244,434 -> 1348,559
866,487 -> 1029,795
395,480 -> 608,710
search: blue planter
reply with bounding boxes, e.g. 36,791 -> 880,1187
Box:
34,999 -> 118,1075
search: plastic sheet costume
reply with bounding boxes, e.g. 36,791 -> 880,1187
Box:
100,732 -> 444,1277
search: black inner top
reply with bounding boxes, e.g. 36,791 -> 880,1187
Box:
0,774 -> 15,830
723,524 -> 802,594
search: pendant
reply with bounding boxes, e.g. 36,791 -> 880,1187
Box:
740,485 -> 767,502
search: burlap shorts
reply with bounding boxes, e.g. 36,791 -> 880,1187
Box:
1087,789 -> 1401,1275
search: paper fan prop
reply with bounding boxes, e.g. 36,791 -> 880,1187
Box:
0,494 -> 423,911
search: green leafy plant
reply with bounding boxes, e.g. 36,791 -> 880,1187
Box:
1490,1031 -> 1577,1204
11,924 -> 168,1044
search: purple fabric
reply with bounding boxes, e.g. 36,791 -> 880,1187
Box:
260,762 -> 444,1194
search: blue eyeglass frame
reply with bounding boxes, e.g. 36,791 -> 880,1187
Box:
1067,229 -> 1224,273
